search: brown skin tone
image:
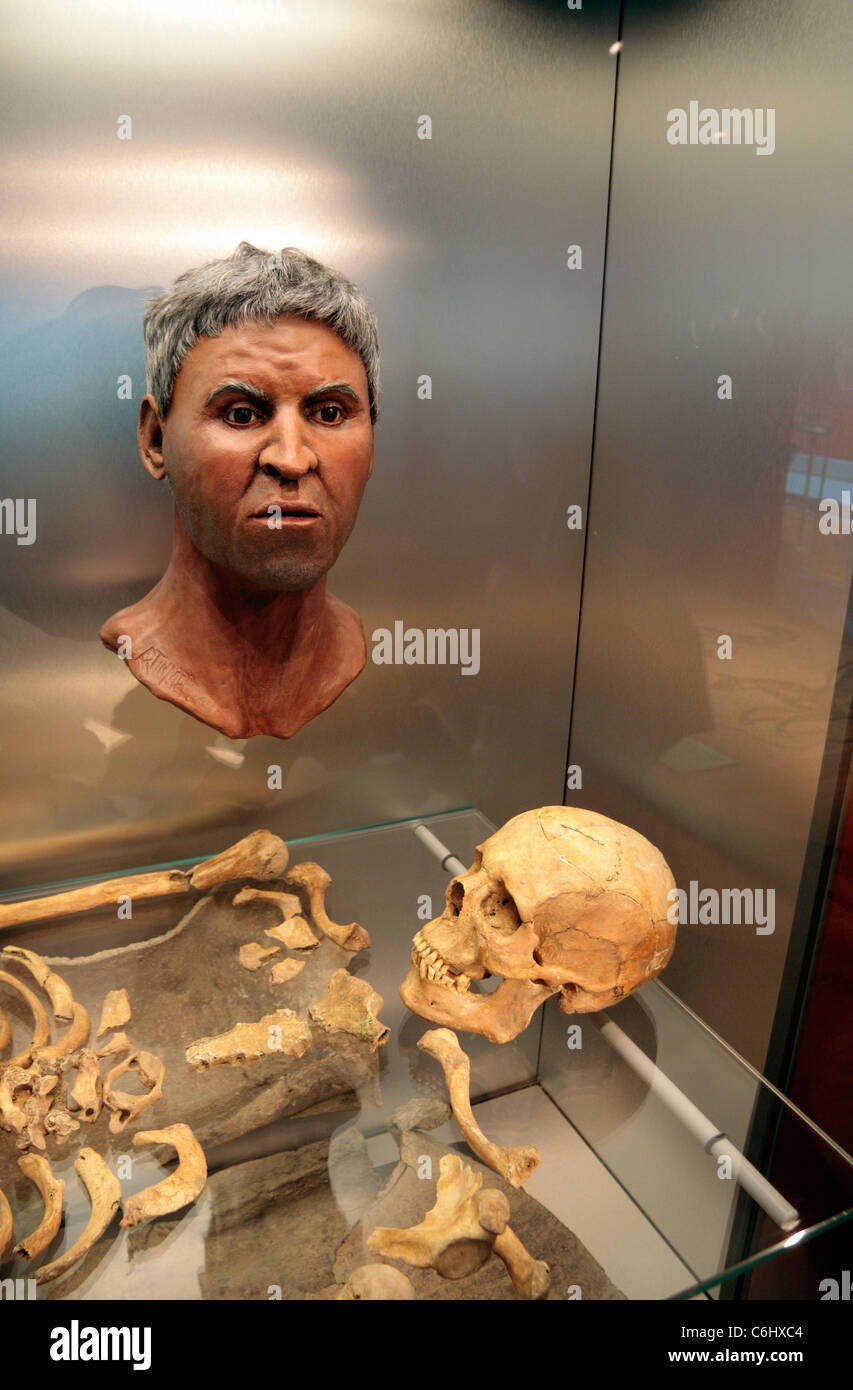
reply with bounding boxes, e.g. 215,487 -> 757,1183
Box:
100,315 -> 374,739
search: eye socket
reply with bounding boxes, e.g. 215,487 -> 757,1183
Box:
447,880 -> 464,916
481,884 -> 521,935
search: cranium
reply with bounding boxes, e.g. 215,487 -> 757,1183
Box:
400,807 -> 677,1043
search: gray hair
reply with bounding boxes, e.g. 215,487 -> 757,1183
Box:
143,242 -> 380,423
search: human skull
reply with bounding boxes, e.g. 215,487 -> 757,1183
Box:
400,807 -> 677,1043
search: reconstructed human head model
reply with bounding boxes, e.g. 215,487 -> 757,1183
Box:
400,807 -> 677,1043
100,244 -> 380,740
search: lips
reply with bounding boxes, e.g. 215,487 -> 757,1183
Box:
251,502 -> 322,519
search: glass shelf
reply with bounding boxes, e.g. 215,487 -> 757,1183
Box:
1,808 -> 850,1300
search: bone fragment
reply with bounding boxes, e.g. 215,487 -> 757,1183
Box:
189,829 -> 289,891
492,1225 -> 551,1300
418,1028 -> 539,1187
0,1185 -> 12,1259
265,916 -> 318,949
185,1009 -> 312,1069
309,970 -> 389,1051
0,1065 -> 30,1134
1,946 -> 74,1021
239,941 -> 280,970
70,1050 -> 104,1122
120,1123 -> 207,1229
338,1264 -> 415,1300
0,970 -> 50,1064
104,1050 -> 165,1134
35,1148 -> 122,1285
97,988 -> 131,1036
20,1074 -> 61,1149
43,1103 -> 80,1145
270,958 -> 307,985
96,1031 -> 131,1058
14,1152 -> 65,1259
368,1153 -> 508,1279
0,1004 -> 10,1053
233,887 -> 302,920
33,1001 -> 91,1065
0,868 -> 190,932
285,862 -> 370,951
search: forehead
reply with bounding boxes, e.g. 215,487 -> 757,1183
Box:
174,314 -> 366,397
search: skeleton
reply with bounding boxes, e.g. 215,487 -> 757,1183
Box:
400,807 -> 677,1043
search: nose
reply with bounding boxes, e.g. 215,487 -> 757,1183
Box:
256,408 -> 318,480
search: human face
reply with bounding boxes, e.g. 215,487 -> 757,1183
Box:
142,315 -> 374,592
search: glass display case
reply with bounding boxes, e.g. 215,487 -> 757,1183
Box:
2,809 -> 849,1301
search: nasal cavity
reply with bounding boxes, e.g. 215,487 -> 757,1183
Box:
448,880 -> 464,916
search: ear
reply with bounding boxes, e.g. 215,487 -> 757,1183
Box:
366,434 -> 374,481
138,395 -> 167,480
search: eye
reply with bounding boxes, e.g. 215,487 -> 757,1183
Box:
310,401 -> 345,425
224,405 -> 262,426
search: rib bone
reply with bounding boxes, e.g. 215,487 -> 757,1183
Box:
14,1152 -> 65,1259
120,1123 -> 207,1229
35,1147 -> 122,1285
0,970 -> 51,1065
0,1185 -> 12,1259
33,1001 -> 91,1065
1,947 -> 74,1021
417,1028 -> 540,1187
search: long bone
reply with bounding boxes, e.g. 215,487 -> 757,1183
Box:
284,862 -> 370,951
32,1002 -> 91,1066
120,1123 -> 207,1229
0,829 -> 290,932
0,970 -> 50,1065
35,1148 -> 122,1286
492,1225 -> 551,1300
417,1028 -> 539,1187
14,1152 -> 66,1259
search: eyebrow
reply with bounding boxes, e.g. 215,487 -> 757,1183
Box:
204,379 -> 362,409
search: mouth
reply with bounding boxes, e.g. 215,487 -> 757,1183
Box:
250,503 -> 323,524
411,931 -> 471,992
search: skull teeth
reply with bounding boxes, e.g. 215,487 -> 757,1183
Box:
411,934 -> 470,992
